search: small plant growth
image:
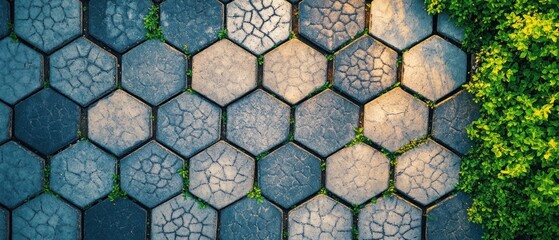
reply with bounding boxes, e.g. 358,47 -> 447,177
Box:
218,29 -> 228,40
247,185 -> 264,203
144,5 -> 164,42
108,173 -> 127,202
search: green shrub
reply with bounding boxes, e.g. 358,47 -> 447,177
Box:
425,0 -> 559,239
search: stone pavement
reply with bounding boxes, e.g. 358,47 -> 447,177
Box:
0,0 -> 483,239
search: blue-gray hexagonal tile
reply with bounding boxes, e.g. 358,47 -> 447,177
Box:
12,194 -> 80,240
88,0 -> 150,53
122,40 -> 187,105
50,141 -> 116,208
14,0 -> 81,52
14,88 -> 80,155
0,206 -> 7,240
161,0 -> 223,53
359,196 -> 422,239
220,197 -> 283,240
50,37 -> 117,106
427,192 -> 483,240
289,195 -> 352,239
84,198 -> 147,240
0,0 -> 9,38
0,102 -> 11,144
0,38 -> 43,105
227,90 -> 290,155
437,13 -> 465,43
120,141 -> 183,208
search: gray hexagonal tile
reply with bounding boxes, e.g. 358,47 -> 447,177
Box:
84,198 -> 147,240
122,40 -> 187,105
359,196 -> 422,240
50,37 -> 117,106
0,102 -> 11,144
395,140 -> 460,205
189,141 -> 254,209
50,141 -> 116,208
326,144 -> 390,205
220,197 -> 283,240
334,35 -> 398,103
88,90 -> 152,157
299,0 -> 365,52
295,90 -> 359,157
0,0 -> 8,38
0,142 -> 43,208
427,192 -> 483,240
437,13 -> 465,43
289,195 -> 352,239
263,39 -> 327,104
14,0 -> 81,52
192,40 -> 257,106
369,0 -> 432,50
364,88 -> 428,152
227,90 -> 290,155
0,39 -> 43,105
0,206 -> 7,240
403,36 -> 467,101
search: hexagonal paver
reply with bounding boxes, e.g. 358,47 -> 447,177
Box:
157,92 -> 221,158
151,195 -> 218,240
289,195 -> 352,239
84,198 -> 147,240
263,39 -> 327,104
120,141 -> 183,208
364,88 -> 428,152
299,0 -> 365,52
403,36 -> 467,101
14,0 -> 81,52
369,0 -> 432,50
227,0 -> 291,55
50,37 -> 117,106
50,141 -> 116,208
0,206 -> 7,240
326,144 -> 390,205
189,141 -> 254,209
437,13 -> 465,43
433,91 -> 480,155
14,89 -> 80,155
295,90 -> 359,157
359,196 -> 422,240
122,40 -> 187,105
12,194 -> 80,240
220,197 -> 283,240
88,90 -> 152,156
227,90 -> 290,155
161,0 -> 223,53
0,102 -> 10,144
0,0 -> 8,38
427,192 -> 483,240
192,40 -> 257,106
395,140 -> 460,205
0,142 -> 43,208
259,143 -> 321,208
0,39 -> 43,105
89,0 -> 150,53
334,35 -> 398,103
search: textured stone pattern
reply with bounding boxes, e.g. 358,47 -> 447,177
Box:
220,198 -> 282,240
438,13 -> 465,42
0,207 -> 7,240
84,199 -> 147,240
359,196 -> 422,239
289,195 -> 353,239
0,142 -> 43,208
50,37 -> 117,106
0,0 -> 8,38
427,192 -> 483,240
0,39 -> 43,105
264,39 -> 327,104
300,0 -> 365,52
0,102 -> 11,144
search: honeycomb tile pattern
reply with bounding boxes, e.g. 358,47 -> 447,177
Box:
219,198 -> 283,240
0,142 -> 43,208
289,195 -> 353,239
0,0 -> 8,38
0,39 -> 43,105
84,198 -> 147,240
427,192 -> 483,240
359,196 -> 422,240
0,102 -> 10,143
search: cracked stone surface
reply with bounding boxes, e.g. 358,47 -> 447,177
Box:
299,0 -> 365,52
89,0 -> 149,53
14,88 -> 80,155
151,194 -> 218,240
295,90 -> 359,157
369,0 -> 432,50
227,90 -> 290,155
364,88 -> 429,152
289,195 -> 352,239
14,0 -> 81,52
0,39 -> 43,105
258,143 -> 321,208
427,192 -> 483,240
437,13 -> 465,43
12,194 -> 80,240
326,144 -> 390,205
88,90 -> 152,156
227,0 -> 291,55
433,91 -> 480,155
122,40 -> 187,105
192,40 -> 257,106
396,140 -> 461,205
263,39 -> 327,104
84,198 -> 147,240
157,92 -> 221,158
0,206 -> 7,240
220,197 -> 283,240
403,36 -> 467,101
161,0 -> 222,53
359,196 -> 422,240
334,35 -> 398,103
0,102 -> 10,144
189,141 -> 254,209
0,142 -> 43,208
50,141 -> 116,208
121,141 -> 184,208
50,37 -> 117,106
0,0 -> 8,38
